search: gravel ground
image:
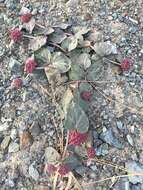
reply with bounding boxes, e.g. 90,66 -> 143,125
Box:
0,0 -> 143,189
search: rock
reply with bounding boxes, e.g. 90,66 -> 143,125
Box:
127,134 -> 134,146
20,131 -> 33,149
10,128 -> 17,140
29,122 -> 41,137
131,184 -> 141,190
126,161 -> 143,184
5,178 -> 15,188
8,142 -> 19,153
75,166 -> 87,176
100,128 -> 123,149
113,178 -> 130,190
0,122 -> 9,132
1,136 -> 10,150
29,164 -> 39,181
117,121 -> 123,130
96,143 -> 109,156
66,0 -> 79,7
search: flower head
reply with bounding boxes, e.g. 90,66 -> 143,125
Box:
68,130 -> 88,146
58,164 -> 71,176
10,28 -> 23,42
120,58 -> 132,71
20,13 -> 32,23
11,78 -> 23,89
47,164 -> 57,174
80,91 -> 92,101
24,57 -> 37,73
86,147 -> 96,159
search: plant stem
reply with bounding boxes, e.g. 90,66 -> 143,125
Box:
62,131 -> 69,160
103,57 -> 121,66
23,34 -> 35,39
82,173 -> 143,186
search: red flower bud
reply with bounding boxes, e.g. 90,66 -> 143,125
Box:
86,147 -> 96,159
11,78 -> 23,89
47,164 -> 57,174
120,58 -> 132,71
68,130 -> 88,146
80,91 -> 92,101
24,57 -> 37,73
10,28 -> 23,42
20,13 -> 32,23
58,164 -> 71,176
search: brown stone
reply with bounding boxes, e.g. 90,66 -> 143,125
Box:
20,131 -> 33,149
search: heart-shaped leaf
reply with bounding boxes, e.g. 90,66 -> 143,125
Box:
93,41 -> 117,56
35,47 -> 51,64
29,36 -> 47,51
52,52 -> 71,73
73,83 -> 93,111
68,64 -> 85,80
23,18 -> 36,34
87,60 -> 105,81
49,29 -> 67,44
61,36 -> 78,52
64,102 -> 89,133
78,53 -> 91,69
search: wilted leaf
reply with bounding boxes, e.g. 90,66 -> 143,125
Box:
87,29 -> 103,42
45,147 -> 61,164
23,18 -> 36,34
52,52 -> 71,73
79,40 -> 91,48
78,53 -> 91,69
64,102 -> 89,132
61,36 -> 78,52
29,36 -> 47,51
49,29 -> 67,44
72,26 -> 90,35
93,41 -> 117,56
35,47 -> 51,64
44,66 -> 61,85
61,88 -> 73,115
68,64 -> 85,80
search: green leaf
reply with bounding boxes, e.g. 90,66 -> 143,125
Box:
52,52 -> 71,73
78,53 -> 91,70
35,48 -> 51,64
93,41 -> 117,56
68,64 -> 85,80
64,102 -> 89,133
65,155 -> 81,170
73,83 -> 93,111
49,29 -> 67,44
87,60 -> 105,81
61,36 -> 78,52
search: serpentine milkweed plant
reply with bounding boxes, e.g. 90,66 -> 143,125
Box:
9,7 -> 132,188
